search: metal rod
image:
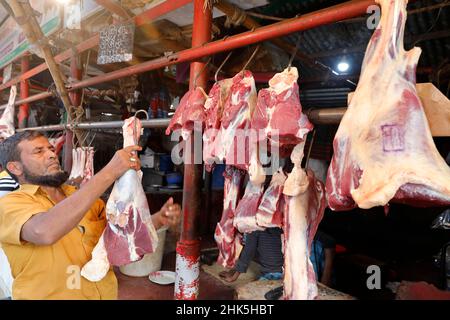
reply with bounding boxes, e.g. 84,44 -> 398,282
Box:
305,107 -> 347,125
16,119 -> 170,132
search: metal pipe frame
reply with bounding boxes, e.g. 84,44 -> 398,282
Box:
16,118 -> 170,132
1,0 -> 377,111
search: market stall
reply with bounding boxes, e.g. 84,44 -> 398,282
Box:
0,0 -> 448,301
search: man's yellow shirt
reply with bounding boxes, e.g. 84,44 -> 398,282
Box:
0,184 -> 117,300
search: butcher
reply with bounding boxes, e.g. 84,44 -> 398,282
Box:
0,131 -> 181,300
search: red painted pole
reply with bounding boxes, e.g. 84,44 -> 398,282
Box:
174,0 -> 211,300
63,53 -> 83,173
18,55 -> 30,128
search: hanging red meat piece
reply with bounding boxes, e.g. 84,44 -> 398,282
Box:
213,71 -> 257,170
326,0 -> 450,211
203,78 -> 233,171
256,168 -> 287,229
283,143 -> 326,300
252,67 -> 313,155
214,166 -> 246,268
165,87 -> 206,140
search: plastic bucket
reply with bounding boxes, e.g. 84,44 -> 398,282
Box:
119,227 -> 168,277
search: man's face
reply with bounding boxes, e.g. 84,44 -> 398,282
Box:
15,136 -> 68,187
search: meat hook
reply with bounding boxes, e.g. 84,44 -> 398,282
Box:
193,57 -> 212,89
214,51 -> 233,82
241,45 -> 260,76
288,34 -> 302,71
133,109 -> 149,147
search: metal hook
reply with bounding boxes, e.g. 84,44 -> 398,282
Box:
193,57 -> 212,89
79,131 -> 90,149
215,51 -> 233,82
133,109 -> 149,146
241,45 -> 260,76
288,34 -> 302,71
87,132 -> 97,148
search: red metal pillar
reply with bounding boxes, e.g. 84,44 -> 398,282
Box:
174,0 -> 211,300
63,53 -> 83,172
18,55 -> 29,128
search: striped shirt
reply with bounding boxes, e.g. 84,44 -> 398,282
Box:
0,175 -> 19,198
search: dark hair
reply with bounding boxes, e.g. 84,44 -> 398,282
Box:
0,131 -> 44,170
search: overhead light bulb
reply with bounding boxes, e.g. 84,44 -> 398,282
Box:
337,61 -> 350,73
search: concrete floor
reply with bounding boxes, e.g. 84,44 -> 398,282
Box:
116,247 -> 235,300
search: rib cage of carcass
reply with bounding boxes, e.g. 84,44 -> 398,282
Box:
326,0 -> 450,211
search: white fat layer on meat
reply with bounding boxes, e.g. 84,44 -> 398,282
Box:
81,233 -> 110,282
329,0 -> 450,208
248,150 -> 266,184
284,143 -> 309,197
284,196 -> 309,299
268,67 -> 298,95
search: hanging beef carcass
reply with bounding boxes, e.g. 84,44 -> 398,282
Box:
81,117 -> 158,281
165,87 -> 207,140
256,168 -> 287,229
213,71 -> 257,170
326,0 -> 450,211
252,67 -> 313,156
0,85 -> 17,139
214,166 -> 246,268
203,78 -> 233,171
283,143 -> 326,300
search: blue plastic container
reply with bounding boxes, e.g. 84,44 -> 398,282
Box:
212,164 -> 226,190
166,172 -> 182,186
159,154 -> 174,172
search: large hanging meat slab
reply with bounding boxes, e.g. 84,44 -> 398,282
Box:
82,117 -> 158,281
326,0 -> 450,211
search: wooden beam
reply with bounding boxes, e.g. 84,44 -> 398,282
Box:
7,0 -> 82,141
